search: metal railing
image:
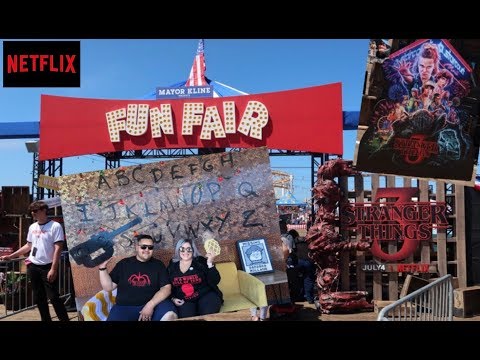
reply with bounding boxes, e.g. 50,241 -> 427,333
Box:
377,274 -> 453,321
0,251 -> 74,319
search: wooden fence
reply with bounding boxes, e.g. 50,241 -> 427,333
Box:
337,174 -> 465,301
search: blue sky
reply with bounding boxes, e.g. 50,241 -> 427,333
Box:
0,39 -> 368,202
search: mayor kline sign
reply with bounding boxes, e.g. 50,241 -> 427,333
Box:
156,85 -> 213,99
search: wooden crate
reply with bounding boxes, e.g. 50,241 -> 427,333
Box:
453,286 -> 480,318
400,275 -> 431,298
374,300 -> 394,314
374,300 -> 419,317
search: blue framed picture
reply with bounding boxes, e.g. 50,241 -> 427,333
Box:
236,238 -> 274,275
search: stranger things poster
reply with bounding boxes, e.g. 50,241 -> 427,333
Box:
355,39 -> 478,183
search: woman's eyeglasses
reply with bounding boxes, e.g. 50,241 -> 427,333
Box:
179,247 -> 193,253
139,245 -> 154,250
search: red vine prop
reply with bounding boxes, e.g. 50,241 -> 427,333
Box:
306,159 -> 373,314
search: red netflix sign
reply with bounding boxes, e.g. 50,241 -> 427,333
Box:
342,188 -> 449,261
3,41 -> 80,87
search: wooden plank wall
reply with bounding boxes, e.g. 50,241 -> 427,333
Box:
1,186 -> 30,215
339,174 -> 466,301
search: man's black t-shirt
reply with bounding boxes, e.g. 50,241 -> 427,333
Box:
109,256 -> 169,306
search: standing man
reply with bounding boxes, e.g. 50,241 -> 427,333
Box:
0,200 -> 69,321
98,234 -> 177,321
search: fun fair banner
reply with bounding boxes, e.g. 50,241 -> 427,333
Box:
57,147 -> 283,310
39,83 -> 343,160
355,39 -> 477,183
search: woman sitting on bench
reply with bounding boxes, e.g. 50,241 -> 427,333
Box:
168,239 -> 223,318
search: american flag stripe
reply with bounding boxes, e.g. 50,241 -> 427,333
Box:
186,39 -> 208,86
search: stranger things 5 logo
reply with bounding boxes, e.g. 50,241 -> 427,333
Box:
3,41 -> 80,87
342,188 -> 448,261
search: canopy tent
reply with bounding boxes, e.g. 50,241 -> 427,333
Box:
276,190 -> 308,225
276,190 -> 306,207
142,39 -> 249,100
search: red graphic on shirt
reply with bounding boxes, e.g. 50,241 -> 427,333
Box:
128,273 -> 151,287
172,274 -> 202,286
181,283 -> 194,297
173,274 -> 202,300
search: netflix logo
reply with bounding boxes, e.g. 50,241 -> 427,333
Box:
3,41 -> 80,87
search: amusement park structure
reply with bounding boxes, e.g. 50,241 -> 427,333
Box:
272,170 -> 293,199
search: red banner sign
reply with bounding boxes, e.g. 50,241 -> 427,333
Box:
39,83 -> 343,160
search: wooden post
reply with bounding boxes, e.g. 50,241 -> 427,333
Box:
403,177 -> 414,265
419,180 -> 431,280
339,176 -> 350,291
455,185 -> 467,288
355,174 -> 366,291
436,181 -> 447,277
18,216 -> 24,249
371,174 -> 382,300
386,175 -> 398,300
